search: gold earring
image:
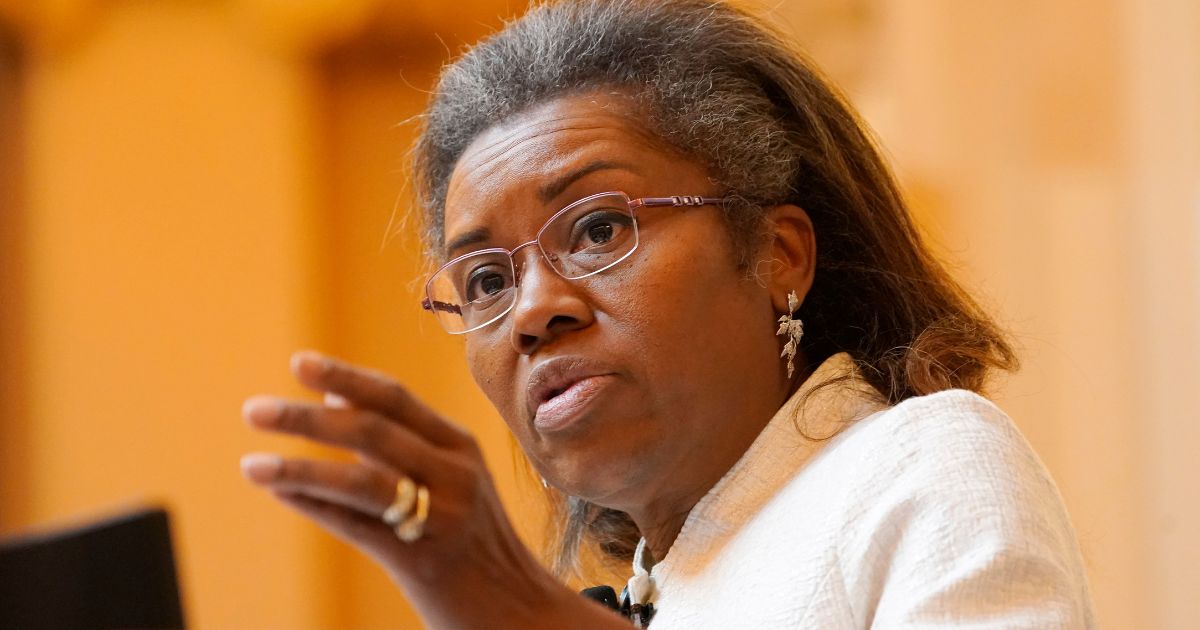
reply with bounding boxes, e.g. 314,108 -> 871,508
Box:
776,290 -> 805,379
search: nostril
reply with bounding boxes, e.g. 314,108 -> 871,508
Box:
515,314 -> 580,355
517,332 -> 541,353
546,314 -> 577,330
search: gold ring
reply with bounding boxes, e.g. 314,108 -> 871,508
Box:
394,484 -> 430,543
382,476 -> 417,527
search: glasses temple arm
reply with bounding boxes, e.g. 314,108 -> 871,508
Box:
421,298 -> 463,315
634,195 -> 728,209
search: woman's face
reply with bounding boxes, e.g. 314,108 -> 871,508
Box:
441,92 -> 789,513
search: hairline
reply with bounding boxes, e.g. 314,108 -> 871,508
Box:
428,84 -> 772,267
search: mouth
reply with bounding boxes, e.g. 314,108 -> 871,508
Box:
526,357 -> 617,433
534,375 -> 614,432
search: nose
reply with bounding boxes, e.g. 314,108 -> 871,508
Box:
508,246 -> 594,354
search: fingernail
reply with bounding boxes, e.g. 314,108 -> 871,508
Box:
324,392 -> 350,409
240,453 -> 283,482
291,350 -> 329,377
242,396 -> 281,426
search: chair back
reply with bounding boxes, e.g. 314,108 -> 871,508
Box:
0,507 -> 185,629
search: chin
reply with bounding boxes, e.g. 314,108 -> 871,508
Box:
516,384 -> 660,503
539,436 -> 652,508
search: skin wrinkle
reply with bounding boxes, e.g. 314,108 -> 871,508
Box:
442,93 -> 811,562
448,97 -> 663,191
442,159 -> 638,259
429,91 -> 699,247
445,108 -> 664,256
536,160 -> 640,205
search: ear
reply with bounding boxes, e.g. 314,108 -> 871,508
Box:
759,204 -> 816,315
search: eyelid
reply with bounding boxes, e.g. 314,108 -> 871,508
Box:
571,208 -> 632,232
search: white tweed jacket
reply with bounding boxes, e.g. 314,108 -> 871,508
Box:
632,353 -> 1096,629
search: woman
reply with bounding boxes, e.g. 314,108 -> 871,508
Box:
241,0 -> 1095,627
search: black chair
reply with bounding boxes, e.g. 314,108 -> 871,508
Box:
0,507 -> 185,629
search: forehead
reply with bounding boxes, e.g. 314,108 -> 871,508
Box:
442,93 -> 676,251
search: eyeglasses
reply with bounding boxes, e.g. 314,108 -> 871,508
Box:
421,191 -> 726,334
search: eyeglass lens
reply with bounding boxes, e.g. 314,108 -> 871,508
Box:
427,192 -> 640,333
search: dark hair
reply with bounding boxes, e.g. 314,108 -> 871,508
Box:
412,0 -> 1017,579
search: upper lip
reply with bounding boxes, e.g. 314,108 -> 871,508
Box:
525,356 -> 614,418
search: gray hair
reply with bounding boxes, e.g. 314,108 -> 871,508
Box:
414,0 -> 814,268
412,0 -> 1017,580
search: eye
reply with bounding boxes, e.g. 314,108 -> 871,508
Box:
464,265 -> 513,303
570,209 -> 633,253
587,222 -> 614,244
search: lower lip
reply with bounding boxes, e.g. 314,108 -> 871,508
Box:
534,375 -> 613,433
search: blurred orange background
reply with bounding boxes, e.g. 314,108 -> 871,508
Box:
0,1 -> 1196,628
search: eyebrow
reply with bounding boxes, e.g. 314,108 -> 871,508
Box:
537,159 -> 637,203
443,160 -> 639,259
444,227 -> 491,260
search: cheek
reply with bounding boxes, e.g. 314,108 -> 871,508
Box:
620,235 -> 737,320
611,236 -> 762,369
589,265 -> 661,342
465,338 -> 518,417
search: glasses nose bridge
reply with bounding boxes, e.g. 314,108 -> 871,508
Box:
509,238 -> 540,260
509,238 -> 560,283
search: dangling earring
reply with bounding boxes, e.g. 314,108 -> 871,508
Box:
776,290 -> 804,379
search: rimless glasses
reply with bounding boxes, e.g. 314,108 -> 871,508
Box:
421,191 -> 727,334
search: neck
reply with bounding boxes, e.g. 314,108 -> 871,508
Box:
626,405 -> 779,562
628,354 -> 816,564
629,491 -> 704,564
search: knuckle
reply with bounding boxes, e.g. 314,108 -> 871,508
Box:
442,421 -> 475,448
381,378 -> 409,402
345,465 -> 378,498
325,360 -> 354,388
344,513 -> 375,540
372,378 -> 414,418
280,458 -> 312,482
276,404 -> 309,434
460,434 -> 483,456
354,413 -> 391,452
332,360 -> 384,393
446,457 -> 485,494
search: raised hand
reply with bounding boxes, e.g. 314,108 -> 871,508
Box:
240,351 -> 626,629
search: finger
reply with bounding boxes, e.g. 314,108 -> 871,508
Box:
324,392 -> 351,409
241,453 -> 395,516
290,351 -> 470,448
269,490 -> 405,558
243,397 -> 436,476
